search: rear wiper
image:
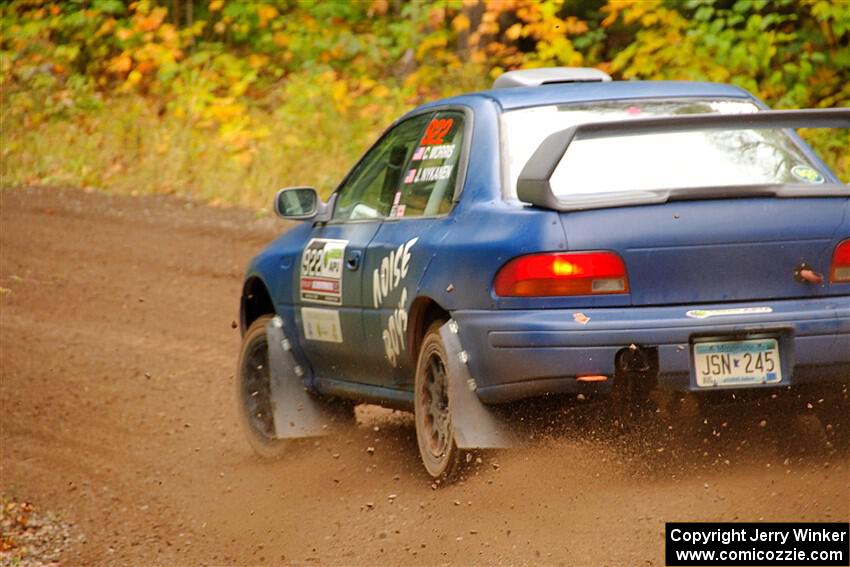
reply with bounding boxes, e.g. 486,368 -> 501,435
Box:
534,183 -> 849,212
661,183 -> 850,203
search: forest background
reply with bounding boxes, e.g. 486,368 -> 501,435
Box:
2,0 -> 848,210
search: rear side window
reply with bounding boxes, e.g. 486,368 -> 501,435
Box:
333,113 -> 432,221
391,111 -> 465,218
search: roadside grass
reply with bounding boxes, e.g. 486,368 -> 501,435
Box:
1,91 -> 411,210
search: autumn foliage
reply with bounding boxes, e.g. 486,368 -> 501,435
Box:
2,0 -> 848,208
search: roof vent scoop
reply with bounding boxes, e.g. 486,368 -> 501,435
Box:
493,67 -> 612,89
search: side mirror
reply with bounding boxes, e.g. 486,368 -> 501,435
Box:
274,187 -> 325,221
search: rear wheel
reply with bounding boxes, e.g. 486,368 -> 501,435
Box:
414,322 -> 463,481
236,315 -> 290,458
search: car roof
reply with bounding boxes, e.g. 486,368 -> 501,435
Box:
413,80 -> 758,114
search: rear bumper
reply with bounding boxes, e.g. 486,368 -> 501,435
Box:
452,296 -> 850,404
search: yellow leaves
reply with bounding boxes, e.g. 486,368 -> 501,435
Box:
416,34 -> 448,60
206,98 -> 243,123
470,50 -> 488,64
125,70 -> 143,87
116,28 -> 134,41
282,133 -> 301,147
331,79 -> 350,113
256,5 -> 279,28
368,0 -> 389,17
601,0 -> 642,28
209,0 -> 225,12
536,36 -> 583,67
247,54 -> 269,70
371,84 -> 390,99
228,79 -> 250,97
96,18 -> 116,37
479,11 -> 500,35
562,16 -> 588,35
135,7 -> 167,33
108,54 -> 133,74
428,6 -> 446,28
453,13 -> 471,32
136,60 -> 155,75
605,0 -> 663,26
157,23 -> 180,46
358,76 -> 377,91
505,23 -> 523,41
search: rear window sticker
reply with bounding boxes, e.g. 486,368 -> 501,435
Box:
302,307 -> 343,343
412,165 -> 452,183
425,144 -> 455,160
791,165 -> 825,184
420,117 -> 454,146
411,144 -> 455,161
300,238 -> 347,305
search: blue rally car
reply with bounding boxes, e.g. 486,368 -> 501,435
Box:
237,67 -> 850,480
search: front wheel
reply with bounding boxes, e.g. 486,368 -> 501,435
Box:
414,322 -> 464,481
236,315 -> 290,458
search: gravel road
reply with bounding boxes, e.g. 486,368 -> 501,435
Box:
1,187 -> 847,566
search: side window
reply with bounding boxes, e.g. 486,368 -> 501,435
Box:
392,111 -> 465,218
333,114 -> 432,221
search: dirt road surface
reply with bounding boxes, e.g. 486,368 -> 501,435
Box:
2,187 -> 848,566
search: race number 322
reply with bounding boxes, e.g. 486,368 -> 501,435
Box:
420,118 -> 453,146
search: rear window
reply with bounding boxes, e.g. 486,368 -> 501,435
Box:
502,99 -> 828,200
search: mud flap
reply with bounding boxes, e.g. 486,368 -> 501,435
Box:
440,319 -> 515,449
266,316 -> 334,438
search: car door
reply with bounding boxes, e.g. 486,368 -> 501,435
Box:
295,113 -> 434,385
361,109 -> 470,387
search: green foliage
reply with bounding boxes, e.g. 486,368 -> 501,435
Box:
1,0 -> 848,208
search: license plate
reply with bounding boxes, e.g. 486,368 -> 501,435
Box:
692,338 -> 782,388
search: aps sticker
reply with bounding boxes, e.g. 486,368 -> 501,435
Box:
300,238 -> 347,305
791,165 -> 825,184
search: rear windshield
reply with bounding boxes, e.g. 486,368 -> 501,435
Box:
502,99 -> 828,200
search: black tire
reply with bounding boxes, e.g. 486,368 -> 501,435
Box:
236,315 -> 290,458
414,321 -> 464,481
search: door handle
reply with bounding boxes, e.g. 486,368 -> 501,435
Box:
346,251 -> 361,271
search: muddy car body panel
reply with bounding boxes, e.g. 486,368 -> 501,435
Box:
242,77 -> 850,412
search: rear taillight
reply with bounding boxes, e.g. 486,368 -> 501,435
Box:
831,239 -> 850,283
494,251 -> 629,297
